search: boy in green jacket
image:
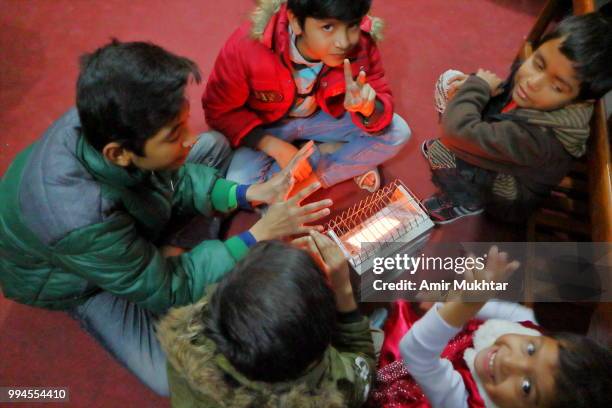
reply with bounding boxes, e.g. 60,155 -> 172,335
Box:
0,40 -> 331,395
158,232 -> 375,407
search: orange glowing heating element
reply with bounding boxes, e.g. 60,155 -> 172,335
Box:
345,215 -> 401,249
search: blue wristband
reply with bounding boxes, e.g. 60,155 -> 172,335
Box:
238,230 -> 257,247
236,184 -> 252,210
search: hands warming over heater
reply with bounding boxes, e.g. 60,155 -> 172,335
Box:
246,140 -> 332,240
293,230 -> 356,313
246,142 -> 316,204
249,181 -> 332,241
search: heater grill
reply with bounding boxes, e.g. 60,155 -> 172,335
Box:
326,180 -> 435,275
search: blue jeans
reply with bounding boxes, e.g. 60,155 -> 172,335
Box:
226,110 -> 411,187
67,130 -> 232,397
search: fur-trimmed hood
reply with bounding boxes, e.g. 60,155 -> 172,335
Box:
250,0 -> 384,42
157,292 -> 345,408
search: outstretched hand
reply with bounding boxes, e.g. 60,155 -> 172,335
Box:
292,230 -> 355,312
246,141 -> 315,204
437,246 -> 521,328
465,246 -> 520,287
452,246 -> 521,301
343,59 -> 377,117
249,182 -> 332,241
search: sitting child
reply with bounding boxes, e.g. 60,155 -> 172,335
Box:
0,40 -> 330,395
371,247 -> 611,408
421,11 -> 612,224
203,0 -> 411,193
157,232 -> 375,407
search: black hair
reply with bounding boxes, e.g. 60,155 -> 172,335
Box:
204,240 -> 337,383
538,11 -> 612,100
550,332 -> 612,408
287,0 -> 371,28
76,39 -> 201,155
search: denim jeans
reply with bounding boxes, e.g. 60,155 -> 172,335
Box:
66,130 -> 232,397
226,110 -> 411,187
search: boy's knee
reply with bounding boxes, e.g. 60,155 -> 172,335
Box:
189,130 -> 233,171
200,130 -> 232,158
384,114 -> 412,146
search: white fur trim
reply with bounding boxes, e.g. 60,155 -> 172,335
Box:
463,319 -> 540,408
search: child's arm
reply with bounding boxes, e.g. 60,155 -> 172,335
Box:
246,133 -> 312,180
401,247 -> 520,408
201,34 -> 266,148
57,182 -> 331,316
295,231 -> 375,407
172,141 -> 316,215
441,73 -> 553,168
400,304 -> 472,408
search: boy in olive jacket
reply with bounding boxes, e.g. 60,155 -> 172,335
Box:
0,40 -> 330,395
158,234 -> 375,408
422,12 -> 612,224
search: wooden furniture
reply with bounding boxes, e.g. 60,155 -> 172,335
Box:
521,0 -> 611,339
524,0 -> 612,242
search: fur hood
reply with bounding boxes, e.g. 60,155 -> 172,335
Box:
157,293 -> 345,408
250,0 -> 384,42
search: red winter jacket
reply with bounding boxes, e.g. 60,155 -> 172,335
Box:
202,2 -> 393,147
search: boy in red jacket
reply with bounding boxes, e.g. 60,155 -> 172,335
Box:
203,0 -> 411,192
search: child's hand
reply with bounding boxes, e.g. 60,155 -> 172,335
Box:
246,142 -> 315,204
476,69 -> 504,97
468,246 -> 520,286
286,141 -> 314,182
291,234 -> 328,275
249,182 -> 332,240
270,138 -> 300,168
343,59 -> 377,117
447,74 -> 469,101
295,230 -> 355,312
455,246 -> 521,301
438,246 -> 520,328
258,136 -> 312,180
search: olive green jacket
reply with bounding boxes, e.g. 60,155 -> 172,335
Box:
157,290 -> 376,407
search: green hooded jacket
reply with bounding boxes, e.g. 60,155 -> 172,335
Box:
0,109 -> 248,314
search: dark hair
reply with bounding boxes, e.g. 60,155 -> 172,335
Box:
287,0 -> 371,28
204,240 -> 337,382
550,333 -> 612,408
538,12 -> 612,100
76,39 -> 201,155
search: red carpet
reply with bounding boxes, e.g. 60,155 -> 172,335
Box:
0,1 -> 544,406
